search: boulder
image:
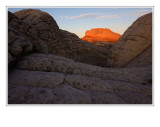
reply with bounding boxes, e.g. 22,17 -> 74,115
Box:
13,9 -> 109,66
8,11 -> 48,68
8,11 -> 48,54
14,9 -> 59,53
8,18 -> 33,68
106,13 -> 152,67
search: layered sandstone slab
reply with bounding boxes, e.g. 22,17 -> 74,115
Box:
81,28 -> 121,42
8,69 -> 151,104
17,53 -> 152,85
8,83 -> 151,104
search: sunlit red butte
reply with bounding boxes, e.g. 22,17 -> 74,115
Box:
81,28 -> 121,43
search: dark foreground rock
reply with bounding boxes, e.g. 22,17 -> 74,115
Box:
8,53 -> 152,104
8,69 -> 151,104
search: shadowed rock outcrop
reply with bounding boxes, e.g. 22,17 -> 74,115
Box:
8,11 -> 46,68
11,9 -> 108,67
8,10 -> 152,104
8,11 -> 48,54
106,13 -> 152,67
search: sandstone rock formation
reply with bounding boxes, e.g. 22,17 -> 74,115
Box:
8,11 -> 47,68
8,9 -> 152,104
11,9 -> 109,67
106,13 -> 152,67
81,28 -> 121,43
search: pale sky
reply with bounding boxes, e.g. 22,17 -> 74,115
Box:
8,7 -> 152,38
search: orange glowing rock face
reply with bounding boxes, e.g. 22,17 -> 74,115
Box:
81,28 -> 121,43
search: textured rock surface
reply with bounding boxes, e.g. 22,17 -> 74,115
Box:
8,10 -> 152,104
126,45 -> 152,67
106,13 -> 152,67
8,84 -> 128,104
8,69 -> 152,104
17,54 -> 152,85
8,53 -> 152,104
14,9 -> 59,53
12,9 -> 109,66
8,84 -> 92,104
9,69 -> 65,88
9,69 -> 151,95
8,11 -> 48,54
81,28 -> 121,42
8,11 -> 47,68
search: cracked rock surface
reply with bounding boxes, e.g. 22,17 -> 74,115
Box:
8,54 -> 152,104
8,10 -> 152,104
17,54 -> 152,85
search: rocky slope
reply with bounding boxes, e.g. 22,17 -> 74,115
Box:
81,28 -> 121,43
106,13 -> 152,67
11,9 -> 109,67
8,9 -> 152,104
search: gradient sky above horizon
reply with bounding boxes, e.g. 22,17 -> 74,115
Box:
8,7 -> 152,38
